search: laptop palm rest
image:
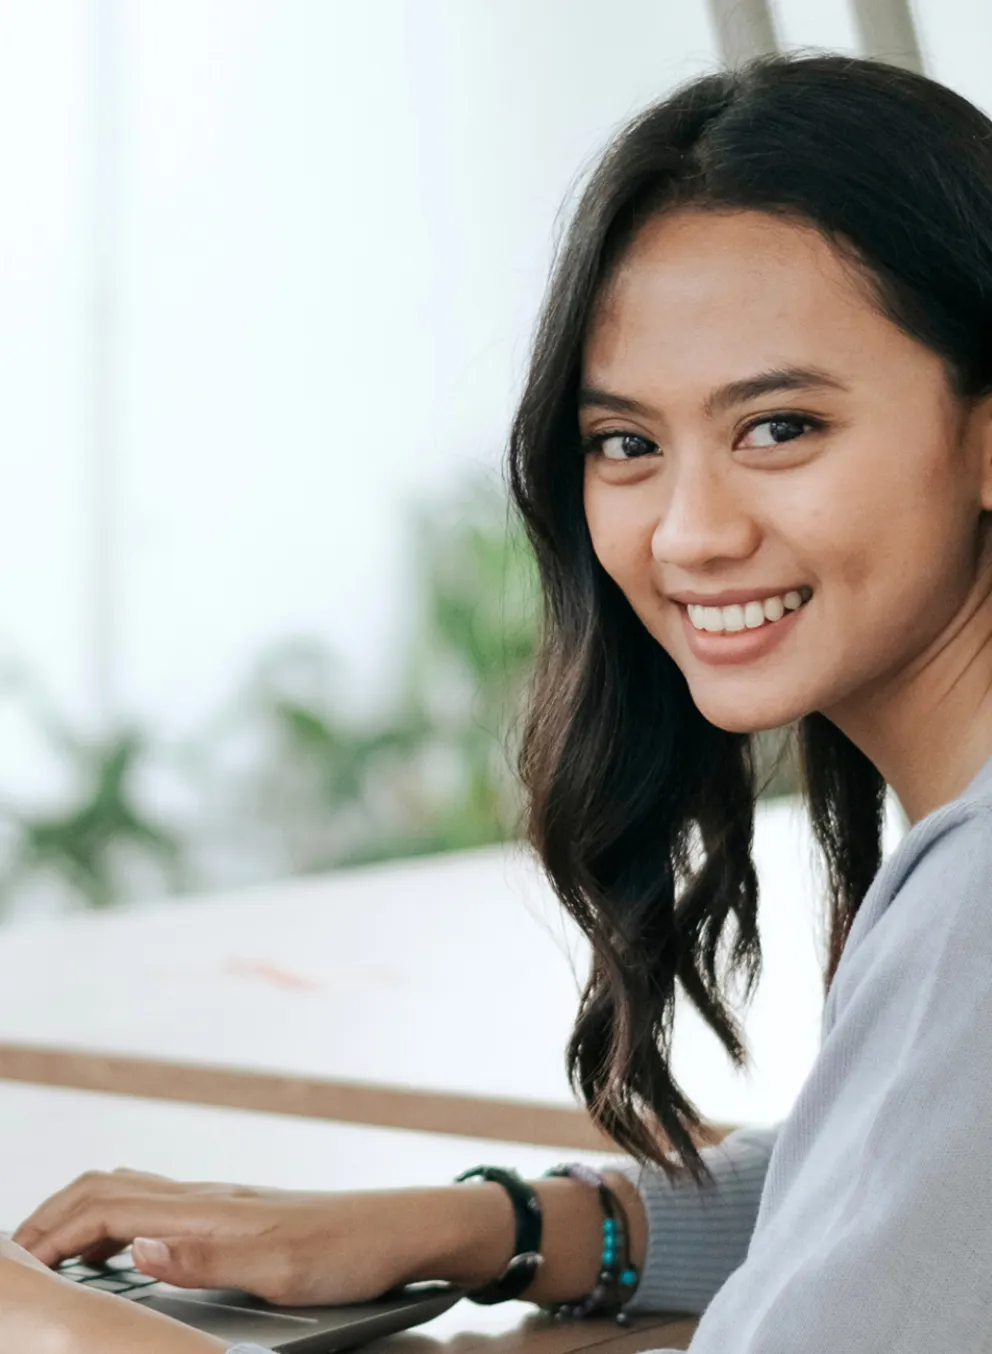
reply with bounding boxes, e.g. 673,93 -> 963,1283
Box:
137,1293 -> 317,1342
133,1284 -> 461,1351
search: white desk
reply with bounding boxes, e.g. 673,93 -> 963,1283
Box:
0,797 -> 905,1144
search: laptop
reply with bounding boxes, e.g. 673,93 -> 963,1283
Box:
32,1244 -> 462,1352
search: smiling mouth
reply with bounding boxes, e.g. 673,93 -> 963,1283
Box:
684,586 -> 813,635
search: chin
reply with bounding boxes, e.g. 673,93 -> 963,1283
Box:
690,689 -> 809,735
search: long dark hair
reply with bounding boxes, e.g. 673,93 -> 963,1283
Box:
508,53 -> 992,1187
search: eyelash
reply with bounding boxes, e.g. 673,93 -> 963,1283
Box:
580,412 -> 828,460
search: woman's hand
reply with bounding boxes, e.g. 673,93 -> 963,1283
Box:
12,1167 -> 509,1307
0,1236 -> 225,1353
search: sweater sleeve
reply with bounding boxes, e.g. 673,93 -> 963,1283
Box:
645,805 -> 992,1352
609,1123 -> 779,1316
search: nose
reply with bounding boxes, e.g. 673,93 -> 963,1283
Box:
650,458 -> 760,572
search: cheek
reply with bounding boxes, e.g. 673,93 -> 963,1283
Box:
785,419 -> 962,588
583,480 -> 654,595
842,444 -> 968,581
805,448 -> 975,663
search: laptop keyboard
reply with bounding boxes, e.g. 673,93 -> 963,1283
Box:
58,1253 -> 160,1296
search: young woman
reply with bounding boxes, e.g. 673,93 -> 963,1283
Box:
5,50 -> 992,1353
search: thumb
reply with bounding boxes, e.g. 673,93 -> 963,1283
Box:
132,1235 -> 224,1288
132,1234 -> 280,1299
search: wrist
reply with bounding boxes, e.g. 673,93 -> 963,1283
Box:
399,1183 -> 516,1289
602,1170 -> 648,1274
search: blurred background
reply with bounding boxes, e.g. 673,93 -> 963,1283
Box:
0,0 -> 972,922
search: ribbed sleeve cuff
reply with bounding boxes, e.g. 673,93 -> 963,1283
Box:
609,1123 -> 779,1317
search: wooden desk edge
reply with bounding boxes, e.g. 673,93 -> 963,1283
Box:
0,1042 -> 734,1152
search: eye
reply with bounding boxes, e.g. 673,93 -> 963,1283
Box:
738,413 -> 824,449
582,431 -> 659,461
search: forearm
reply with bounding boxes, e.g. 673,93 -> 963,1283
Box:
0,1255 -> 227,1354
51,1298 -> 227,1354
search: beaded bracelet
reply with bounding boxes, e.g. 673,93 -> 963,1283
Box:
541,1163 -> 639,1322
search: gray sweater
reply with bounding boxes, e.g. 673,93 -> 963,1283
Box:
231,748 -> 992,1353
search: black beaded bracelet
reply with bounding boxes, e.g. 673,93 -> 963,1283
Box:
453,1165 -> 544,1304
542,1163 -> 639,1322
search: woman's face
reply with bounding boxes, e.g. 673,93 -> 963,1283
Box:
580,208 -> 992,738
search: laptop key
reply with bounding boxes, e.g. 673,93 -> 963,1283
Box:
84,1277 -> 134,1292
112,1270 -> 159,1287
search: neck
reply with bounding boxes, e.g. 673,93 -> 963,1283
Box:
824,605 -> 992,825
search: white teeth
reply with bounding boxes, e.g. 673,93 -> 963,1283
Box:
686,589 -> 809,634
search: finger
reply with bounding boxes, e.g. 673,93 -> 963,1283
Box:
12,1170 -> 183,1253
131,1236 -> 237,1290
12,1171 -> 114,1251
131,1234 -> 294,1304
23,1195 -> 222,1270
73,1179 -> 248,1267
110,1167 -> 176,1184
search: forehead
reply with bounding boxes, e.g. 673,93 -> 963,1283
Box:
583,209 -> 890,392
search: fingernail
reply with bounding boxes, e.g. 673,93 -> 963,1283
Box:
132,1238 -> 170,1268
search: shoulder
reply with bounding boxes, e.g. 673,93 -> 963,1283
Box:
891,793 -> 992,913
827,791 -> 992,1026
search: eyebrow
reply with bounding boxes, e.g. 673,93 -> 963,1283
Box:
578,365 -> 850,421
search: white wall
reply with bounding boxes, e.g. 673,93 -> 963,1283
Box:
911,0 -> 992,110
0,2 -> 91,801
771,0 -> 990,107
0,0 -> 719,786
118,0 -> 723,734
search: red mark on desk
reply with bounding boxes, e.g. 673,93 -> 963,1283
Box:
224,958 -> 324,992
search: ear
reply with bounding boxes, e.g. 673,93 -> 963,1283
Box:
972,392 -> 992,513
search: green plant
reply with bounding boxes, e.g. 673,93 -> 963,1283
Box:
204,476 -> 542,874
0,666 -> 187,913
